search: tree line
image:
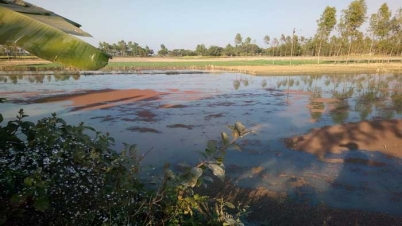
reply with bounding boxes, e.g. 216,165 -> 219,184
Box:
98,40 -> 154,57
1,0 -> 401,59
95,1 -> 401,59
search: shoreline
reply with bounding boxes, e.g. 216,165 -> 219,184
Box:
1,57 -> 401,75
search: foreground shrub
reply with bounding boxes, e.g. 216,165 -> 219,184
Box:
0,110 -> 249,225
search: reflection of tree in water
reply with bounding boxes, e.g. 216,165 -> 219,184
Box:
300,75 -> 323,89
233,79 -> 240,90
54,74 -> 71,82
288,78 -> 294,88
261,79 -> 267,88
329,87 -> 353,124
72,74 -> 81,80
355,92 -> 374,120
277,78 -> 295,89
8,74 -> 22,84
391,91 -> 402,114
278,79 -> 287,88
330,99 -> 349,124
0,76 -> 7,83
242,78 -> 249,87
0,73 -> 82,84
27,74 -> 45,84
307,87 -> 325,122
354,78 -> 389,120
233,78 -> 250,90
275,74 -> 402,123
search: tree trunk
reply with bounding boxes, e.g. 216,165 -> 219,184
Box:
369,38 -> 375,64
369,38 -> 374,55
290,39 -> 295,65
317,39 -> 323,64
389,47 -> 394,63
336,43 -> 343,64
329,42 -> 334,57
347,37 -> 353,64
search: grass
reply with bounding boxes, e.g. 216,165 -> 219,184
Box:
1,59 -> 322,70
1,57 -> 401,75
106,59 -> 320,68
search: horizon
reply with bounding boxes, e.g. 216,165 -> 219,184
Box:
27,0 -> 402,51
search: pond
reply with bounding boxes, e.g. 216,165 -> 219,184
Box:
1,71 -> 402,216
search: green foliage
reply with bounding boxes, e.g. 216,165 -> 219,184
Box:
234,33 -> 243,46
342,0 -> 367,37
263,35 -> 270,46
317,6 -> 337,38
316,6 -> 337,63
207,46 -> 224,57
370,3 -> 391,39
99,41 -> 154,57
196,44 -> 208,56
0,6 -> 110,70
0,110 -> 250,225
158,44 -> 169,57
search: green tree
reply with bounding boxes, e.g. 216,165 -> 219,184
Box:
118,40 -> 128,56
195,44 -> 207,56
263,35 -> 270,47
280,34 -> 286,56
263,35 -> 271,55
158,44 -> 169,56
98,42 -> 112,56
234,33 -> 243,46
316,6 -> 337,63
244,37 -> 251,45
223,44 -> 236,56
389,8 -> 402,56
145,46 -> 154,56
342,0 -> 367,59
207,45 -> 223,56
272,38 -> 279,56
369,3 -> 391,54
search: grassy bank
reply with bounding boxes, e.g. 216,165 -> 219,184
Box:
1,56 -> 402,75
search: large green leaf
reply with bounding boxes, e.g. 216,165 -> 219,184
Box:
0,6 -> 110,70
0,1 -> 92,37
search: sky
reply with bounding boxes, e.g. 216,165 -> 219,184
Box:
28,0 -> 402,51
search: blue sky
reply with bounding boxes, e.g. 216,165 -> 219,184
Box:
29,0 -> 401,51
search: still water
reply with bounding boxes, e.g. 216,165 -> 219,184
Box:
1,71 -> 402,215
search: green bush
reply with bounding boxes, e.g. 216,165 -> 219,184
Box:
0,110 -> 249,225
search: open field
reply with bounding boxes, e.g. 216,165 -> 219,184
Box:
1,56 -> 402,75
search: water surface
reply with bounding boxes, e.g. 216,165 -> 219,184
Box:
1,71 -> 402,215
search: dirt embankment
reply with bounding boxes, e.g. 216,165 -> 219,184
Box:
285,119 -> 402,160
216,63 -> 402,75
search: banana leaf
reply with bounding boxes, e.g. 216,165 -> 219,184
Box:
0,1 -> 92,37
0,6 -> 110,70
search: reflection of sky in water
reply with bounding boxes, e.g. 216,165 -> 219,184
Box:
1,72 -> 402,215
